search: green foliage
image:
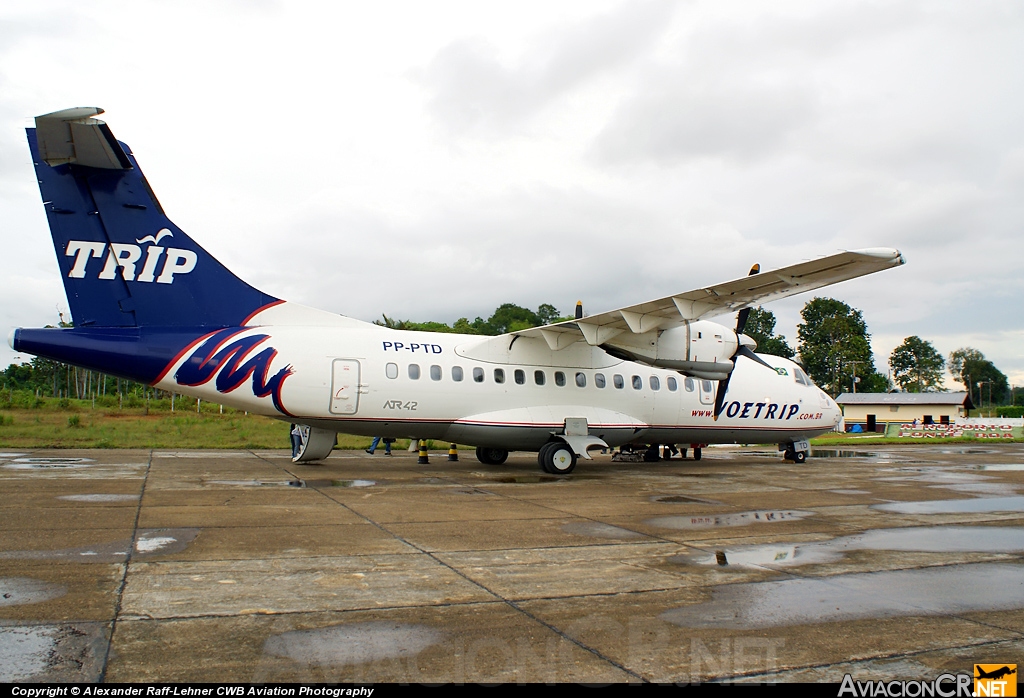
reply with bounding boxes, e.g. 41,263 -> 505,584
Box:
797,297 -> 885,396
948,347 -> 1010,404
889,336 -> 945,392
996,406 -> 1024,418
743,308 -> 795,359
375,303 -> 567,336
67,414 -> 81,428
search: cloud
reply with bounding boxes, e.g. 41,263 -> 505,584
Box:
418,0 -> 675,135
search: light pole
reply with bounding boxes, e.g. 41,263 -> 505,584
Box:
977,381 -> 990,412
848,360 -> 864,393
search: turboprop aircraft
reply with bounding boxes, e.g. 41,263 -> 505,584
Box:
9,107 -> 906,473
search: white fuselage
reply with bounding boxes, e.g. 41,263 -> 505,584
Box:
154,303 -> 841,450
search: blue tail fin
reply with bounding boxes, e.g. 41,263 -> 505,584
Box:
28,107 -> 278,328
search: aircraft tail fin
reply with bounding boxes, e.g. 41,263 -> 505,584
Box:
28,107 -> 278,329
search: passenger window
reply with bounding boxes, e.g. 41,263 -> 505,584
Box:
534,370 -> 546,386
575,372 -> 587,388
650,376 -> 660,391
473,367 -> 484,383
494,368 -> 505,384
386,363 -> 398,379
667,376 -> 677,391
595,373 -> 606,389
408,364 -> 420,380
684,377 -> 695,392
613,374 -> 624,389
701,380 -> 713,393
514,369 -> 525,385
452,366 -> 464,382
555,371 -> 566,387
632,375 -> 642,390
430,365 -> 441,381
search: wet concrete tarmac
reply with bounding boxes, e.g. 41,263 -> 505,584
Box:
1,444 -> 1023,683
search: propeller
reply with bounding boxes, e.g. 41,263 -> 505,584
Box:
713,264 -> 779,420
575,300 -> 583,319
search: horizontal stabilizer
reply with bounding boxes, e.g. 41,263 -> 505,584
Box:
35,107 -> 132,170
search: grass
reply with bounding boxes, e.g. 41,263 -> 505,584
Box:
1,397 -> 1020,449
0,407 -> 431,450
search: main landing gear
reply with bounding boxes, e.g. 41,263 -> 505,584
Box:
475,447 -> 509,466
538,441 -> 577,474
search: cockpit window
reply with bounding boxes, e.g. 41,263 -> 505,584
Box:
794,368 -> 812,386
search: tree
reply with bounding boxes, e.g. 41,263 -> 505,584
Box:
742,308 -> 795,359
948,347 -> 1009,405
889,336 -> 945,392
797,297 -> 886,396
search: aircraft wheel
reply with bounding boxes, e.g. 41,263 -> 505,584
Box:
793,450 -> 807,464
539,441 -> 576,474
537,442 -> 558,473
680,448 -> 688,460
693,447 -> 702,461
476,447 -> 509,466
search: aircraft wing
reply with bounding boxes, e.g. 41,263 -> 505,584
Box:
514,248 -> 904,350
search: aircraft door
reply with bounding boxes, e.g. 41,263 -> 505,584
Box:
698,379 -> 715,406
330,359 -> 361,415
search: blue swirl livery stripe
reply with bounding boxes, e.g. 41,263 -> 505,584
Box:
174,328 -> 294,415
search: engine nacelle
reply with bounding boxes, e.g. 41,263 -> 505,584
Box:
601,320 -> 744,380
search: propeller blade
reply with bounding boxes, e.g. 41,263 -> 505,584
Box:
735,307 -> 751,335
736,345 -> 776,371
574,300 -> 583,320
716,263 -> 764,422
713,372 -> 732,421
734,263 -> 760,335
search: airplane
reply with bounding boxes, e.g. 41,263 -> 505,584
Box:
8,107 -> 906,474
975,667 -> 1017,681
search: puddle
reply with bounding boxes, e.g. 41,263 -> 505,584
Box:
0,529 -> 199,563
873,496 -> 1024,514
493,476 -> 563,484
660,563 -> 1024,629
973,464 -> 1024,472
419,478 -> 448,485
0,578 -> 67,606
0,624 -> 105,682
561,522 -> 646,540
264,622 -> 443,666
57,494 -> 139,502
647,510 -> 812,530
4,457 -> 95,470
810,450 -> 877,459
651,495 -> 720,504
207,480 -> 300,487
932,483 -> 1018,495
303,479 -> 379,489
0,452 -> 28,458
830,489 -> 870,495
939,449 -> 1000,455
688,526 -> 1024,568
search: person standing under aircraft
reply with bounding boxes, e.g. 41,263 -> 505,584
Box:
366,437 -> 393,456
290,424 -> 303,459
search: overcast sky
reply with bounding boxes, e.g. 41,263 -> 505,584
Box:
2,0 -> 1022,389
